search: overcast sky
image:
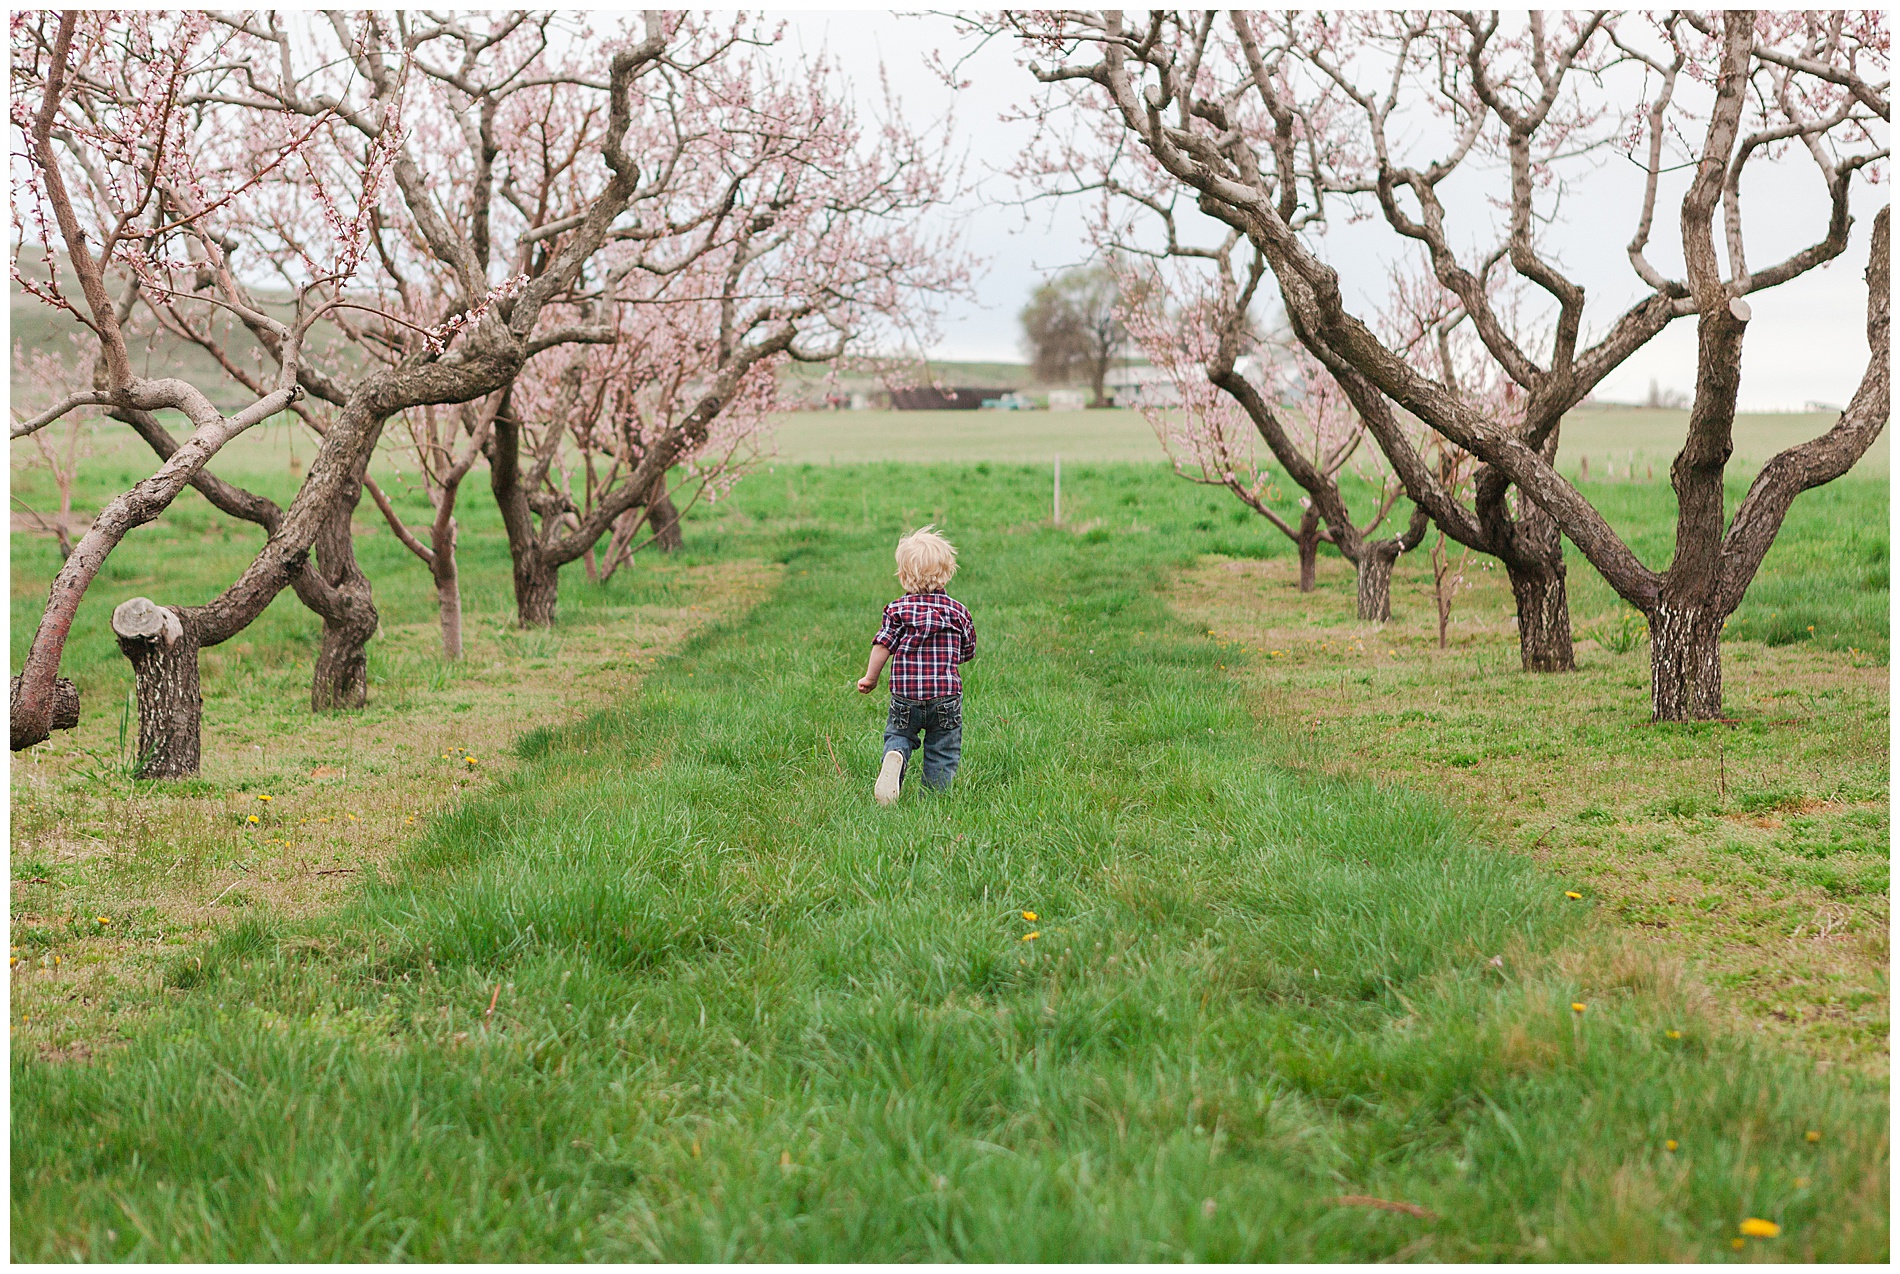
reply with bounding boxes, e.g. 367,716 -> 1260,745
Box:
787,11 -> 1886,412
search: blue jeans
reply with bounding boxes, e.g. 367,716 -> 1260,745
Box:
884,693 -> 963,790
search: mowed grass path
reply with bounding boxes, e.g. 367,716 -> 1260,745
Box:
13,467 -> 1885,1261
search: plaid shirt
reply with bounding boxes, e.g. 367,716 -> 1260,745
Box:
874,590 -> 976,700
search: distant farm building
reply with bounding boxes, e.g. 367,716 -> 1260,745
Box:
1105,365 -> 1180,408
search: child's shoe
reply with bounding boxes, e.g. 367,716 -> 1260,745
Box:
874,750 -> 906,805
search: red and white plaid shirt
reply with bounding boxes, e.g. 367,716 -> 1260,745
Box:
874,590 -> 976,699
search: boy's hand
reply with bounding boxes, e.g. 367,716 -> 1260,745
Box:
858,643 -> 890,694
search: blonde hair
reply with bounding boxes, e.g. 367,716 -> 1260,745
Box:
895,525 -> 958,593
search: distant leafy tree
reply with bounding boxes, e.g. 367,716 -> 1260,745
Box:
1019,264 -> 1128,406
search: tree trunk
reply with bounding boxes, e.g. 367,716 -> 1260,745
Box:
435,563 -> 463,662
1648,601 -> 1724,722
312,618 -> 372,710
647,480 -> 684,553
1352,546 -> 1398,623
515,554 -> 559,627
111,598 -> 201,778
432,515 -> 463,661
308,483 -> 378,711
1295,505 -> 1322,593
1506,556 -> 1576,673
488,392 -> 561,627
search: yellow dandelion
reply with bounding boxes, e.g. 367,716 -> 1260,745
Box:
347,814 -> 359,822
1571,1002 -> 1586,1014
1666,1029 -> 1683,1040
256,794 -> 273,802
8,957 -> 15,968
1731,1239 -> 1746,1250
247,814 -> 260,824
1805,1130 -> 1821,1143
1565,891 -> 1582,899
464,756 -> 479,765
1664,1139 -> 1678,1151
94,916 -> 109,925
1739,1218 -> 1780,1238
1021,911 -> 1038,922
1021,931 -> 1040,942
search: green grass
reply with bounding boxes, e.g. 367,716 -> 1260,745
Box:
12,464 -> 1887,1261
1177,487 -> 1887,1064
1557,406 -> 1889,480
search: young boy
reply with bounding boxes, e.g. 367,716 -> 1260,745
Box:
856,525 -> 976,805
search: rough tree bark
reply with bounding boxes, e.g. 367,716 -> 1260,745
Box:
488,389 -> 564,627
1352,543 -> 1400,623
111,598 -> 201,778
1648,601 -> 1724,722
514,557 -> 562,628
1507,554 -> 1576,674
1295,504 -> 1323,593
1475,470 -> 1576,674
296,430 -> 380,710
431,515 -> 464,659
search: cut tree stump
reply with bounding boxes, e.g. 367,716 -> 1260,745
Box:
112,596 -> 202,778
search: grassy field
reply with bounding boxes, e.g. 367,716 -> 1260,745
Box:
10,434 -> 1888,1258
769,404 -> 1885,474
